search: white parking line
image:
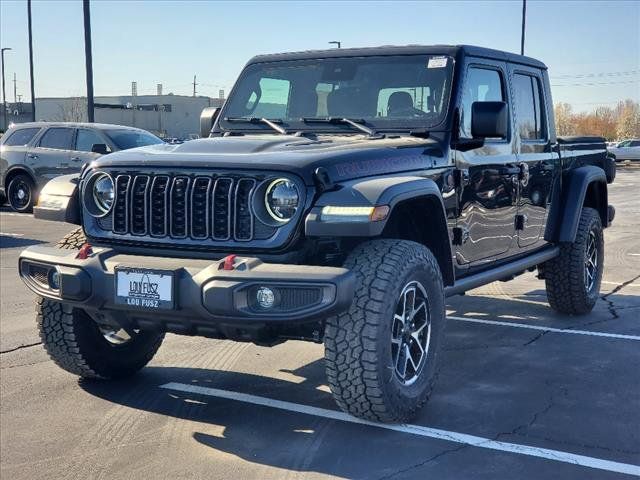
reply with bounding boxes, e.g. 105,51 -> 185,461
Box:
0,232 -> 24,237
160,382 -> 640,476
448,316 -> 640,341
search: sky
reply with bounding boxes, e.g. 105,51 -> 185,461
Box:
1,0 -> 638,112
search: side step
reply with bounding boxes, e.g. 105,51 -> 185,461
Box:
444,246 -> 560,298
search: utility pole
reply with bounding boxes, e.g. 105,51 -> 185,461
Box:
1,47 -> 11,130
193,75 -> 197,97
83,0 -> 95,122
27,0 -> 36,121
520,0 -> 526,56
13,73 -> 17,104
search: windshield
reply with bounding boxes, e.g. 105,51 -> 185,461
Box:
105,129 -> 163,150
221,54 -> 454,133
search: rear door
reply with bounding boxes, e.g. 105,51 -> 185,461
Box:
509,66 -> 556,248
454,61 -> 519,266
28,127 -> 75,180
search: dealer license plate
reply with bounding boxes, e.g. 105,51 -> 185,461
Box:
115,267 -> 174,310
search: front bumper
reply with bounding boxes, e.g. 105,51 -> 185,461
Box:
18,245 -> 355,333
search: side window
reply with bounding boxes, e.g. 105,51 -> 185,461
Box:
75,129 -> 104,152
460,67 -> 504,138
251,77 -> 291,118
629,140 -> 640,147
513,73 -> 545,140
2,128 -> 41,146
38,128 -> 74,150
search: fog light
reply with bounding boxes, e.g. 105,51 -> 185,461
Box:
48,269 -> 60,290
256,287 -> 276,309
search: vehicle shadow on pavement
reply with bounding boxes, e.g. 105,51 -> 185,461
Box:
79,363 -> 441,479
0,234 -> 47,249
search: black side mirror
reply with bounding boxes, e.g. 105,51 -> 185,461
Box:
91,143 -> 109,155
200,107 -> 221,138
471,101 -> 508,139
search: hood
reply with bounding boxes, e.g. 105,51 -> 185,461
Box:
91,134 -> 444,185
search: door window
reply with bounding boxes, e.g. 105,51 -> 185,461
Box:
3,127 -> 41,146
38,128 -> 74,150
460,67 -> 505,138
513,74 -> 545,140
76,129 -> 105,152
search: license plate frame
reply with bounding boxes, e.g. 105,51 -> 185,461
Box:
114,266 -> 175,310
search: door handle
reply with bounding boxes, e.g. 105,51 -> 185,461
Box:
27,153 -> 38,159
70,156 -> 82,161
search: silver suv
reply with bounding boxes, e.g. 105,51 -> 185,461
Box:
0,122 -> 162,212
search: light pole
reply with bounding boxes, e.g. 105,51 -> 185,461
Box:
83,0 -> 95,122
329,41 -> 341,49
1,47 -> 12,130
28,0 -> 36,121
520,0 -> 526,56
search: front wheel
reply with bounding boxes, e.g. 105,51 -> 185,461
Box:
37,228 -> 164,379
544,207 -> 604,315
324,239 -> 446,423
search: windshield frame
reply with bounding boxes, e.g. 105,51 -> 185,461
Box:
217,54 -> 455,135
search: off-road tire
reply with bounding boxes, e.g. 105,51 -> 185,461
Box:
544,207 -> 603,315
7,173 -> 36,213
37,228 -> 165,379
324,239 -> 446,423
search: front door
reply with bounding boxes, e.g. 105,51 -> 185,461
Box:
454,62 -> 519,266
510,67 -> 556,248
70,128 -> 107,173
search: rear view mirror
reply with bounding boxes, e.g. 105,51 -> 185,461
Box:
200,107 -> 221,138
471,101 -> 508,139
91,143 -> 109,155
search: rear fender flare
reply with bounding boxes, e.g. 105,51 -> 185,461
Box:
32,174 -> 81,225
547,166 -> 608,243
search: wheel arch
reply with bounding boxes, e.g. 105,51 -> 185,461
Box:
546,166 -> 608,243
4,166 -> 37,192
306,176 -> 454,286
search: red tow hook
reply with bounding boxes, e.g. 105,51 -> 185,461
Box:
76,243 -> 93,260
222,254 -> 237,271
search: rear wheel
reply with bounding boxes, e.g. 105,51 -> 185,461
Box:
37,228 -> 164,379
544,207 -> 604,315
324,239 -> 446,423
8,173 -> 35,213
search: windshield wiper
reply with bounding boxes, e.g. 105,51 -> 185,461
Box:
302,117 -> 381,138
225,117 -> 288,135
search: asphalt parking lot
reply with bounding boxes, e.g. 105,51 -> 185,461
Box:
1,170 -> 638,480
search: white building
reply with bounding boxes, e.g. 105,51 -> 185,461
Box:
34,95 -> 224,138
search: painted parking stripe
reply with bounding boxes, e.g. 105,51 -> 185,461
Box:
448,316 -> 640,341
161,382 -> 640,476
602,281 -> 640,287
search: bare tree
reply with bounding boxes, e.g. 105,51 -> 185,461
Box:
615,100 -> 640,140
53,97 -> 88,122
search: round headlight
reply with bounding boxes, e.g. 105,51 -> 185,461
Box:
265,178 -> 299,221
92,173 -> 114,214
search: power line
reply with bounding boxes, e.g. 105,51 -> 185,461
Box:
550,70 -> 638,79
551,80 -> 639,87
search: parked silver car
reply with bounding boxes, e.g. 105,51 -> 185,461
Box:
0,122 -> 163,212
608,139 -> 640,162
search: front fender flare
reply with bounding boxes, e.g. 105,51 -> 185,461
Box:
305,176 -> 444,237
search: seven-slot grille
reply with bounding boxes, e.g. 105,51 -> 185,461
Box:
110,174 -> 258,241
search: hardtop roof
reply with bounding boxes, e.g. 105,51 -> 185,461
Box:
247,44 -> 547,70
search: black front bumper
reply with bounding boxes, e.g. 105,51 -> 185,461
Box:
18,245 -> 355,334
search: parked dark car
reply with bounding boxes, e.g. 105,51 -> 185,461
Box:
0,122 -> 163,212
19,45 -> 615,423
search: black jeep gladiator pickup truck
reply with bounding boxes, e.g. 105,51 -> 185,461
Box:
19,45 -> 616,422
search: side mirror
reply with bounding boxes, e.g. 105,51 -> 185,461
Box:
91,143 -> 109,155
471,101 -> 508,139
200,107 -> 221,138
